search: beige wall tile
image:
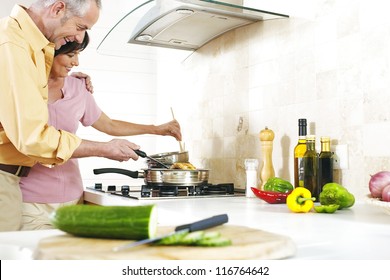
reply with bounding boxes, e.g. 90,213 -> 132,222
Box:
157,0 -> 390,199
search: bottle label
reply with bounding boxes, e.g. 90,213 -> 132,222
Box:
298,157 -> 304,187
246,170 -> 258,198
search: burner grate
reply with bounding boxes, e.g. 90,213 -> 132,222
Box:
88,182 -> 240,200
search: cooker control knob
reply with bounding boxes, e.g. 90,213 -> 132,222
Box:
121,185 -> 130,196
94,183 -> 102,190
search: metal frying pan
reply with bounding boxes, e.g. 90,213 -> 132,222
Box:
147,151 -> 189,167
93,168 -> 209,186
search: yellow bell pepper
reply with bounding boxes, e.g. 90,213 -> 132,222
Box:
286,187 -> 316,213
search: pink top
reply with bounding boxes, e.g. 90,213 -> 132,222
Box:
20,77 -> 102,203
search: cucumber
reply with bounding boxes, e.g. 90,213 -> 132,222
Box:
156,230 -> 231,247
50,204 -> 157,240
156,230 -> 188,245
202,231 -> 221,239
195,236 -> 232,247
180,231 -> 204,245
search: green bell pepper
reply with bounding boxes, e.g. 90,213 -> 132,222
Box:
263,177 -> 294,193
319,183 -> 355,209
314,204 -> 340,213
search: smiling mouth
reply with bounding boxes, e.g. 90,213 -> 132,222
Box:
63,37 -> 73,45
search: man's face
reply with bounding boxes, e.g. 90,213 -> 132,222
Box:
50,1 -> 99,50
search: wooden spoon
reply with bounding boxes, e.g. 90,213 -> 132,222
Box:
170,107 -> 185,153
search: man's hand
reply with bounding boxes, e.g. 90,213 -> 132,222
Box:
71,72 -> 94,93
72,139 -> 140,162
102,139 -> 141,162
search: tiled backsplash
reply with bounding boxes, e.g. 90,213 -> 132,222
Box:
156,0 -> 390,199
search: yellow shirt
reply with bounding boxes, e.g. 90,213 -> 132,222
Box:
0,5 -> 81,167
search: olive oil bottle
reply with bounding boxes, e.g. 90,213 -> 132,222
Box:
294,119 -> 307,188
317,136 -> 333,198
303,135 -> 318,200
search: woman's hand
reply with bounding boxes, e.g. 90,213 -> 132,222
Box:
157,119 -> 182,141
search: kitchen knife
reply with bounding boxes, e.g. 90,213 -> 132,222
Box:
135,149 -> 170,169
112,214 -> 229,252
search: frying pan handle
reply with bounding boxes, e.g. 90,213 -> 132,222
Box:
135,149 -> 170,169
134,149 -> 147,158
93,168 -> 143,178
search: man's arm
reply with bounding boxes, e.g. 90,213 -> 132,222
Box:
71,138 -> 140,162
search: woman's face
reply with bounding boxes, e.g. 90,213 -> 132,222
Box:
51,51 -> 80,78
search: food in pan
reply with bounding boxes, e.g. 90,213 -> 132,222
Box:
170,162 -> 197,170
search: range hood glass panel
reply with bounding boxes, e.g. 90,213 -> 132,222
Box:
186,0 -> 287,19
97,0 -> 288,53
97,0 -> 158,57
131,9 -> 254,49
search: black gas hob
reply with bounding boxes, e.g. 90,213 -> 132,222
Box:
87,182 -> 244,200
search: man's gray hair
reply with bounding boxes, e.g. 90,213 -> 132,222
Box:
33,0 -> 102,17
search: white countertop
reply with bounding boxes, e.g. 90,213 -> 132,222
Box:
1,189 -> 390,260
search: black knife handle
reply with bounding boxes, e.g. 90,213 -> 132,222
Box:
175,214 -> 229,232
134,150 -> 147,158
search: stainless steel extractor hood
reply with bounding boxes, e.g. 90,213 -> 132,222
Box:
98,0 -> 289,52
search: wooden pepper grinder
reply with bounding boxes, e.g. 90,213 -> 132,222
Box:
259,126 -> 275,190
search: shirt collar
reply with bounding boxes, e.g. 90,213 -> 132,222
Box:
10,5 -> 55,52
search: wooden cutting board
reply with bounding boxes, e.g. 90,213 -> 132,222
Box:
34,225 -> 296,260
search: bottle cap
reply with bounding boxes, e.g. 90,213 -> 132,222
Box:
320,136 -> 330,142
298,119 -> 307,126
306,135 -> 316,141
244,159 -> 259,170
298,119 -> 307,136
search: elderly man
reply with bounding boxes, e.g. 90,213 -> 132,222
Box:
0,0 -> 141,231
